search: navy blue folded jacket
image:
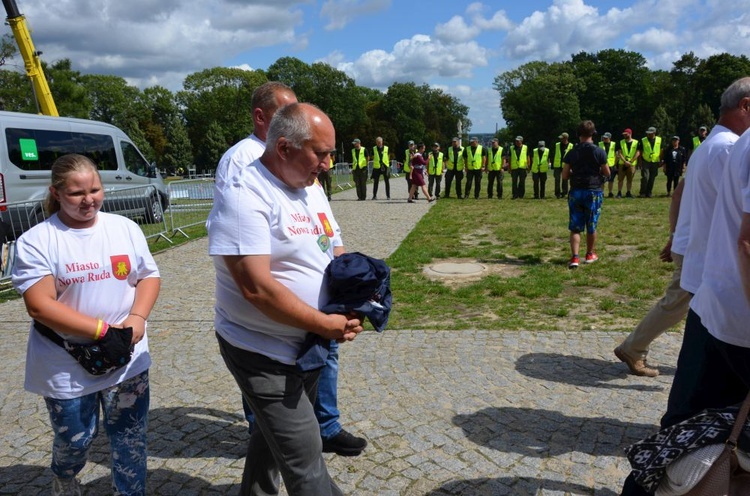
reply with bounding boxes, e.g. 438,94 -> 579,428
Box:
296,252 -> 391,371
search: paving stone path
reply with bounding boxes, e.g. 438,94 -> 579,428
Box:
0,175 -> 680,495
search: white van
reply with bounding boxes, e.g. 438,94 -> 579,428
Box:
0,111 -> 169,238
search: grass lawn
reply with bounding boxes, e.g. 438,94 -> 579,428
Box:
386,173 -> 677,333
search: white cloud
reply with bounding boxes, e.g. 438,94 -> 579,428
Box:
627,28 -> 680,54
434,4 -> 512,44
335,35 -> 489,88
320,0 -> 391,31
14,0 -> 308,89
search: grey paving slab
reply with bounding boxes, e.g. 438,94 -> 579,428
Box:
0,176 -> 680,495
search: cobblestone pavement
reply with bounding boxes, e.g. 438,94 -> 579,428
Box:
0,175 -> 681,495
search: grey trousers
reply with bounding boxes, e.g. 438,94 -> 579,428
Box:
217,334 -> 342,496
619,253 -> 691,360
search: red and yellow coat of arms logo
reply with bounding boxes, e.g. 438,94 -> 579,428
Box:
317,213 -> 334,238
110,255 -> 131,280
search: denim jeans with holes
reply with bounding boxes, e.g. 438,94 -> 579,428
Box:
44,370 -> 149,496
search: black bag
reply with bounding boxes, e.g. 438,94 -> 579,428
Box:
34,320 -> 134,376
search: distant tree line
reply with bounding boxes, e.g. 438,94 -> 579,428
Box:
493,49 -> 750,147
1,35 -> 470,173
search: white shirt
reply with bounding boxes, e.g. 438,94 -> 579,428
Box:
213,133 -> 265,191
690,127 -> 750,347
12,213 -> 159,399
206,159 -> 343,365
679,125 -> 738,292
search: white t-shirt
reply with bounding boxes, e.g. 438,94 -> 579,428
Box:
679,125 -> 738,293
12,212 -> 159,399
213,134 -> 265,191
690,127 -> 750,347
206,159 -> 343,365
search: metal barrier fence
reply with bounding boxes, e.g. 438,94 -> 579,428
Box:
167,178 -> 215,238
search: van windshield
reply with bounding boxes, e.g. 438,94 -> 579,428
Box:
5,128 -> 118,171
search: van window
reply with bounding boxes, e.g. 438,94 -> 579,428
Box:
120,141 -> 151,177
5,128 -> 118,171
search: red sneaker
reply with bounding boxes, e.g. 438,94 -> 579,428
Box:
568,255 -> 580,269
585,252 -> 599,264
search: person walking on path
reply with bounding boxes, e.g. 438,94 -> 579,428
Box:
12,154 -> 160,496
562,120 -> 610,269
351,138 -> 369,201
207,103 -> 364,495
371,137 -> 391,200
408,143 -> 434,203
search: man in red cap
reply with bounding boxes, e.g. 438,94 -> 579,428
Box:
615,128 -> 639,198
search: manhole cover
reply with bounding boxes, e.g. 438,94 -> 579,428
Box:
425,262 -> 486,277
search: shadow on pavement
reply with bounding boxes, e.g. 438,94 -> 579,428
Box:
148,406 -> 247,459
453,406 -> 656,458
425,476 -> 618,495
515,352 -> 675,390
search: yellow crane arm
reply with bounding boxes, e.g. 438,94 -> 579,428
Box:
3,0 -> 58,116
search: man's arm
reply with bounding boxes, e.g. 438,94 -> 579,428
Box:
222,254 -> 361,341
659,179 -> 685,262
561,162 -> 571,181
738,212 -> 750,306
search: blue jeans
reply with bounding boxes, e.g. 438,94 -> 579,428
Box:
243,340 -> 342,440
44,370 -> 150,496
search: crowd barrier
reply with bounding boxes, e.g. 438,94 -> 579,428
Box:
166,178 -> 215,239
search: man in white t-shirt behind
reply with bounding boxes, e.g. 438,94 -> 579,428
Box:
213,81 -> 297,191
207,103 -> 363,495
614,78 -> 750,378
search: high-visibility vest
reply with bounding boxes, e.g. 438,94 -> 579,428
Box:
530,148 -> 550,173
465,145 -> 483,170
693,136 -> 702,150
445,146 -> 464,170
428,152 -> 444,175
619,140 -> 638,165
487,147 -> 504,171
552,142 -> 573,168
403,148 -> 412,172
641,136 -> 662,163
372,145 -> 389,170
351,148 -> 367,169
510,145 -> 528,170
599,141 -> 616,166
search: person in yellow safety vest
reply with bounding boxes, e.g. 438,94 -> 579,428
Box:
688,125 -> 708,163
487,138 -> 506,199
318,152 -> 333,201
443,137 -> 464,198
351,138 -> 369,201
599,132 -> 617,198
427,142 -> 444,199
371,136 -> 391,200
639,126 -> 663,198
616,128 -> 639,198
403,140 -> 417,199
530,140 -> 550,199
509,135 -> 529,199
551,132 -> 573,198
462,137 -> 488,199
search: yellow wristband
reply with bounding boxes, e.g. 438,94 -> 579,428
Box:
94,319 -> 104,340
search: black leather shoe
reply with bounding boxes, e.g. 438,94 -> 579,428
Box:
322,429 -> 367,456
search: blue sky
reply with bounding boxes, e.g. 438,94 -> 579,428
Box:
4,0 -> 750,132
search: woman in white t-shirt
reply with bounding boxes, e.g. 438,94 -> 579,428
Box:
11,154 -> 160,496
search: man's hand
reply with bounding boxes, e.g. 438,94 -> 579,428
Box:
659,237 -> 673,263
322,313 -> 363,342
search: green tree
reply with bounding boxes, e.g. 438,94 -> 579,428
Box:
46,59 -> 90,118
380,82 -> 426,151
694,53 -> 750,115
495,61 -> 581,146
177,67 -> 266,163
650,105 -> 675,140
162,115 -> 193,172
195,121 -> 226,172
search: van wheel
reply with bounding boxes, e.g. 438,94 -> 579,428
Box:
144,195 -> 164,224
